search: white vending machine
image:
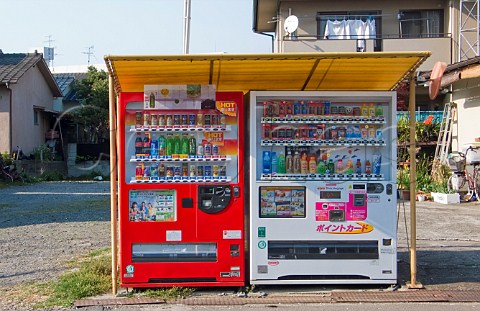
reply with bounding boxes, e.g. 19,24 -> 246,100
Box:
248,91 -> 397,285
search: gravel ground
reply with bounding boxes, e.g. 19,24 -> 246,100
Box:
0,182 -> 479,310
0,181 -> 111,310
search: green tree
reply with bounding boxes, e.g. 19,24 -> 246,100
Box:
71,66 -> 109,143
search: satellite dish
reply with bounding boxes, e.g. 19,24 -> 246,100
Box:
284,15 -> 299,34
429,61 -> 447,100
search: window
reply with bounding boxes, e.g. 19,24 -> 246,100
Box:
316,10 -> 382,51
33,110 -> 39,125
399,9 -> 444,38
316,11 -> 381,39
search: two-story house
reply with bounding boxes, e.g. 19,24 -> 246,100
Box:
0,51 -> 62,156
253,0 -> 480,152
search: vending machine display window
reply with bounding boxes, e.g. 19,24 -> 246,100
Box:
259,186 -> 306,218
129,190 -> 176,222
132,243 -> 217,262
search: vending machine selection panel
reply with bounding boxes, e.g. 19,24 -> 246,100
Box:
249,91 -> 397,285
118,88 -> 245,288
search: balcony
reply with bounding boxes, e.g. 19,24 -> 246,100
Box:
281,36 -> 452,71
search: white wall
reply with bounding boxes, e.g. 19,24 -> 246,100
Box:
451,77 -> 480,152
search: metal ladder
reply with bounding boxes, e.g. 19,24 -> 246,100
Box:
434,102 -> 456,166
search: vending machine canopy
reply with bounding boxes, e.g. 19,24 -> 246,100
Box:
105,52 -> 430,94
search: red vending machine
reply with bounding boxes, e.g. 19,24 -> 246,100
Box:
118,85 -> 245,288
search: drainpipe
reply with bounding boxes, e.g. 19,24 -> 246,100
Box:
257,32 -> 275,53
6,82 -> 13,155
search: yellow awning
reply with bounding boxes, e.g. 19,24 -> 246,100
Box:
105,52 -> 431,94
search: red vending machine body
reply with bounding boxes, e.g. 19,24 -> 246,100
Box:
118,89 -> 245,287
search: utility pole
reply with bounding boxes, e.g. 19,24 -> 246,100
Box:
183,0 -> 192,54
83,46 -> 95,66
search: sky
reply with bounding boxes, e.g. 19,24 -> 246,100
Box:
0,0 -> 272,70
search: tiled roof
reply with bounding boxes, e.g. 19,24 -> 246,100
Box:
0,52 -> 62,97
53,72 -> 88,100
0,53 -> 41,84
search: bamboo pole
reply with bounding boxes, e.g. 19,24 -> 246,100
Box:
109,75 -> 119,294
407,72 -> 423,289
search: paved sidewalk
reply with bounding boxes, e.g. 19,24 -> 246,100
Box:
75,199 -> 480,308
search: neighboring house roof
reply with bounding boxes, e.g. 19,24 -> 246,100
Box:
53,72 -> 88,101
419,56 -> 480,89
0,52 -> 62,97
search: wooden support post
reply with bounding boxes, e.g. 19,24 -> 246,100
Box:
109,75 -> 119,295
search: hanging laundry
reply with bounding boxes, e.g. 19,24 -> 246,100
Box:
324,20 -> 350,39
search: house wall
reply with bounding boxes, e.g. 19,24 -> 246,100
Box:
451,77 -> 480,152
10,67 -> 56,155
0,86 -> 11,154
276,0 -> 455,66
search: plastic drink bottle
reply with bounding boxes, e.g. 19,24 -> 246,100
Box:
372,150 -> 382,175
355,159 -> 362,174
150,135 -> 158,158
336,159 -> 344,174
300,153 -> 308,174
277,151 -> 286,174
361,103 -> 368,117
263,151 -> 271,174
365,159 -> 372,174
293,151 -> 301,174
166,134 -> 173,156
143,133 -> 150,156
158,135 -> 166,157
309,156 -> 316,174
181,134 -> 189,156
188,135 -> 197,157
135,133 -> 143,157
327,159 -> 335,174
345,159 -> 354,174
368,103 -> 375,117
174,134 -> 181,155
286,151 -> 293,174
317,160 -> 326,174
271,152 -> 278,174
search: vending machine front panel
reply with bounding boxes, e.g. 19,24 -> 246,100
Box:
118,90 -> 245,287
249,91 -> 397,285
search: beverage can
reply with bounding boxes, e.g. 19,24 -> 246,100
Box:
166,115 -> 173,126
182,163 -> 188,177
158,114 -> 165,126
204,165 -> 212,177
181,114 -> 188,126
204,143 -> 212,156
211,114 -> 218,126
173,114 -> 181,126
174,166 -> 181,178
376,129 -> 383,140
189,114 -> 196,126
212,144 -> 219,156
158,163 -> 165,178
204,114 -> 211,126
135,165 -> 143,180
150,165 -> 158,178
220,114 -> 226,127
197,145 -> 204,157
166,166 -> 174,178
212,165 -> 219,178
197,165 -> 204,177
196,114 -> 204,126
143,113 -> 150,127
220,165 -> 227,177
151,114 -> 158,126
368,126 -> 376,139
189,164 -> 196,178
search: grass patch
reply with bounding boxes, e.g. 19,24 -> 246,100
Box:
35,251 -> 112,308
136,287 -> 195,300
0,203 -> 11,209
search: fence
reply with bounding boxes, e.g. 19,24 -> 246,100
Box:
396,111 -> 443,122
